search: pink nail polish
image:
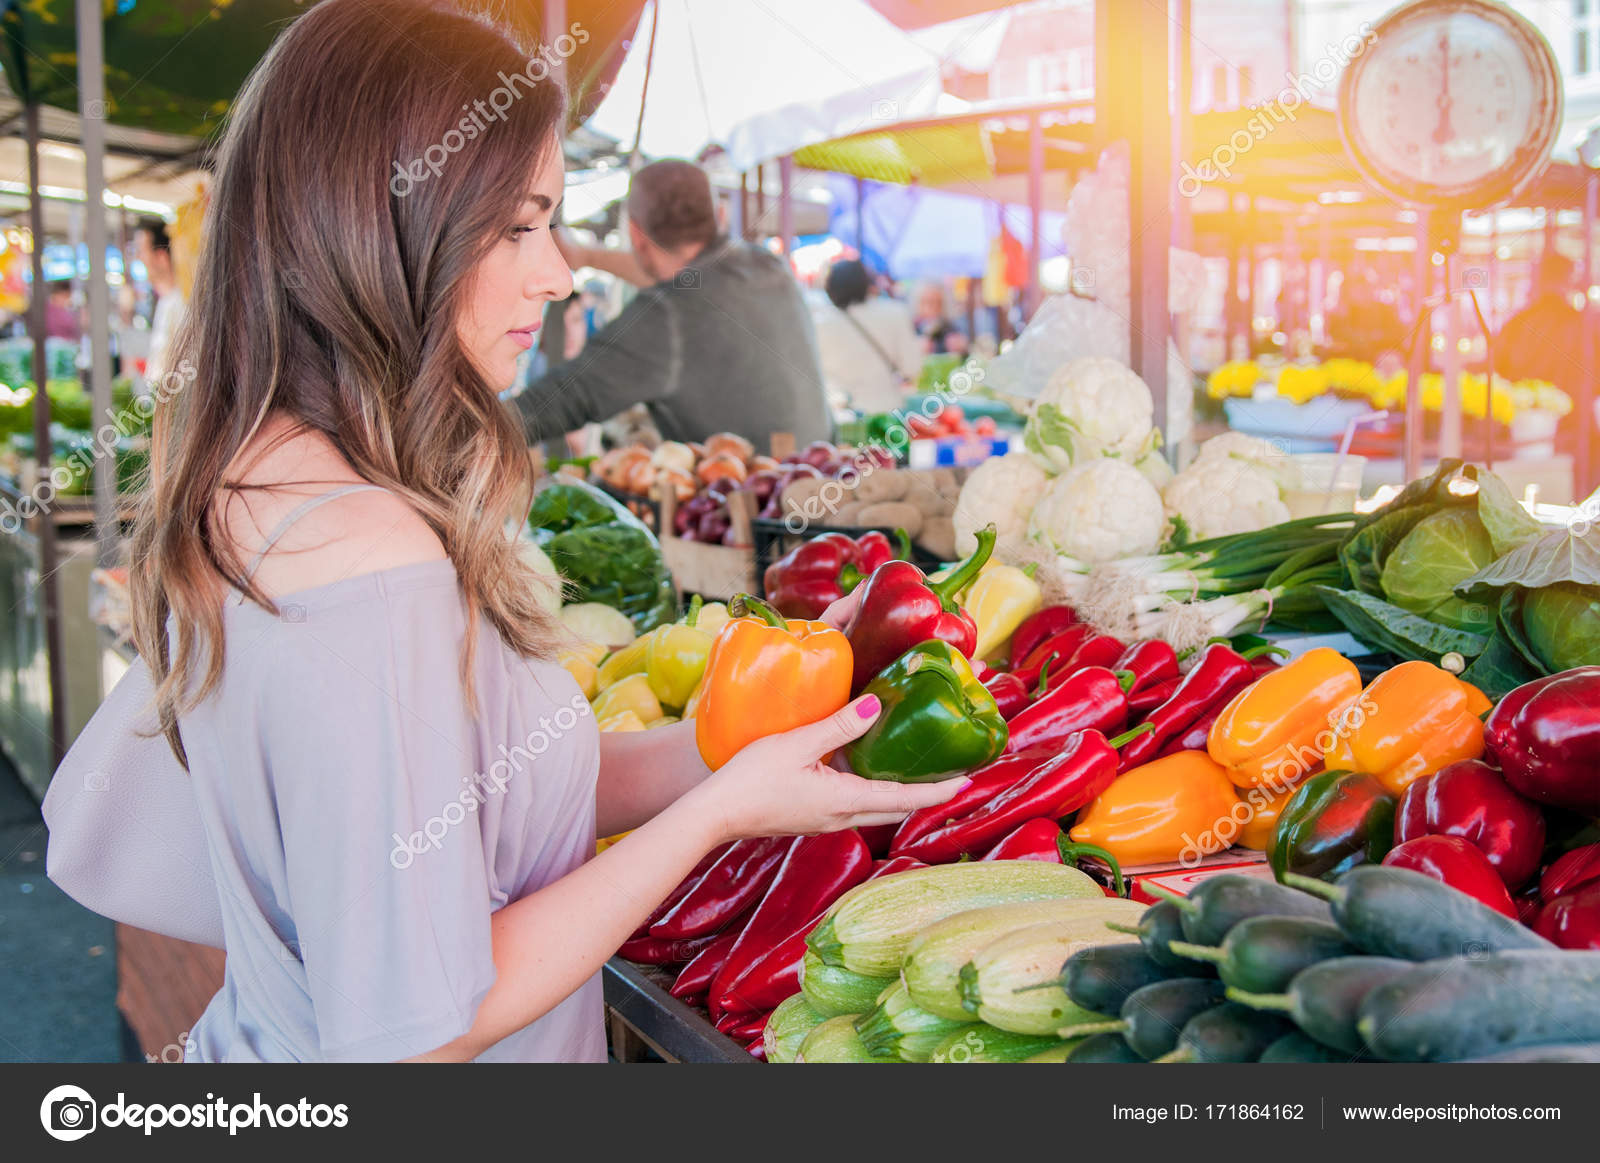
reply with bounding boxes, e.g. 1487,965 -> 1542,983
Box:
953,778 -> 974,790
856,695 -> 881,719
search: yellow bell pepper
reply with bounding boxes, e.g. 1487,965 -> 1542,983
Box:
1322,660 -> 1491,797
558,650 -> 599,701
1235,777 -> 1310,850
1206,647 -> 1363,790
595,637 -> 649,690
644,596 -> 715,710
1070,751 -> 1242,867
695,601 -> 732,639
964,562 -> 1043,662
568,640 -> 608,666
590,672 -> 663,725
597,710 -> 647,733
597,830 -> 632,852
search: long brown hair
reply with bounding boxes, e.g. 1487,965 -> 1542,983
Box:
130,0 -> 567,763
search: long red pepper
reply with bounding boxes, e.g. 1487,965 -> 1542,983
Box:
982,670 -> 1031,719
857,822 -> 899,857
1113,640 -> 1179,695
1002,666 -> 1128,755
899,725 -> 1152,864
889,749 -> 1056,854
1157,705 -> 1224,758
1116,642 -> 1257,772
717,856 -> 926,1015
747,1037 -> 767,1059
1009,605 -> 1078,668
709,830 -> 873,1020
617,930 -> 721,966
980,819 -> 1126,896
1128,674 -> 1181,715
668,924 -> 746,1003
1054,633 -> 1126,679
628,841 -> 734,941
1011,625 -> 1092,689
651,837 -> 791,940
716,1009 -> 772,1039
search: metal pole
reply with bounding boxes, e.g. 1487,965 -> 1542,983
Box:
754,162 -> 766,239
1404,213 -> 1433,483
736,171 -> 748,241
24,100 -> 68,768
855,176 -> 866,254
778,154 -> 794,258
78,0 -> 116,567
1026,112 -> 1043,318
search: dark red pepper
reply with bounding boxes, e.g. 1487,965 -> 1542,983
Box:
650,837 -> 791,940
1533,881 -> 1600,949
1128,674 -> 1181,716
1381,835 -> 1517,918
1116,642 -> 1257,772
628,842 -> 734,941
857,822 -> 899,857
709,831 -> 873,1019
842,526 -> 995,691
668,924 -> 746,1003
716,1009 -> 771,1039
1483,667 -> 1600,814
763,530 -> 909,620
979,819 -> 1126,896
1157,705 -> 1223,758
1054,634 -> 1127,680
1010,625 -> 1092,690
888,749 -> 1056,854
1112,640 -> 1179,695
1002,666 -> 1129,756
1009,605 -> 1078,667
982,670 -> 1031,720
898,724 -> 1151,864
746,1038 -> 767,1059
1395,760 -> 1547,891
616,930 -> 721,966
1541,844 -> 1600,903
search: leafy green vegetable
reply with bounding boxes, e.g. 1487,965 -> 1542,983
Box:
1379,509 -> 1497,628
1473,470 -> 1544,557
529,481 -> 676,632
1337,460 -> 1470,596
1313,585 -> 1490,664
1459,632 -> 1543,702
1022,402 -> 1078,470
1457,527 -> 1600,594
1455,526 -> 1600,675
1522,583 -> 1600,674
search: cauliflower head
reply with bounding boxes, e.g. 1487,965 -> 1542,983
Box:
1022,357 -> 1156,474
1162,458 -> 1291,542
1027,459 -> 1166,564
1191,432 -> 1291,481
953,452 -> 1050,560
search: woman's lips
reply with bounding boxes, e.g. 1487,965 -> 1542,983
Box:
508,323 -> 540,349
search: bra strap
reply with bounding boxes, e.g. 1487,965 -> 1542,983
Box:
236,483 -> 391,591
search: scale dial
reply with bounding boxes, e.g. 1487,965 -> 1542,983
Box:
1338,0 -> 1561,208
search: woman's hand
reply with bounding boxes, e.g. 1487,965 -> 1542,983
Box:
818,587 -> 862,631
690,694 -> 967,844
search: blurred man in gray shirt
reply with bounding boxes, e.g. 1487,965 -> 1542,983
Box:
512,160 -> 832,455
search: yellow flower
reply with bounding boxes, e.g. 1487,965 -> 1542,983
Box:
1206,360 -> 1261,400
1277,364 -> 1328,406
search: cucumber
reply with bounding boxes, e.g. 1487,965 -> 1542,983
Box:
904,897 -> 1144,1021
1357,951 -> 1600,1062
799,949 -> 895,1018
1225,956 -> 1414,1055
1260,1030 -> 1354,1063
1157,1002 -> 1293,1063
1168,916 -> 1359,994
928,1024 -> 1072,1063
854,980 -> 972,1062
1148,875 -> 1331,946
1105,900 -> 1218,974
764,994 -> 826,1064
808,862 -> 1104,977
1061,942 -> 1186,1016
1466,1042 -> 1600,1063
1284,867 -> 1554,961
1062,978 -> 1229,1060
1065,1032 -> 1145,1063
957,916 -> 1135,1035
795,1014 -> 896,1063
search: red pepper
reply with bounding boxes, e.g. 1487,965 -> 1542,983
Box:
1002,666 -> 1129,755
1395,759 -> 1547,891
888,749 -> 1056,854
980,819 -> 1126,896
710,831 -> 873,1019
762,530 -> 910,620
1010,625 -> 1092,690
1533,881 -> 1600,949
716,1010 -> 771,1039
668,924 -> 745,1003
1483,667 -> 1600,814
1116,642 -> 1257,772
650,837 -> 791,940
1112,640 -> 1179,694
1009,605 -> 1078,666
1514,887 -> 1545,927
746,1038 -> 767,1060
842,526 -> 995,691
856,822 -> 899,857
1128,674 -> 1181,716
616,930 -> 722,966
716,856 -> 927,1014
1055,634 -> 1127,680
898,724 -> 1150,864
1541,844 -> 1600,903
982,671 -> 1031,720
1156,705 -> 1223,758
628,842 -> 734,941
1381,835 -> 1517,918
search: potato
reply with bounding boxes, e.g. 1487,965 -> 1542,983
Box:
780,476 -> 828,520
901,480 -> 952,518
918,516 -> 957,561
825,501 -> 866,527
855,502 -> 925,539
848,468 -> 909,506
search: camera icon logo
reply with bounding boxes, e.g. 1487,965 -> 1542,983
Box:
1462,940 -> 1491,961
872,98 -> 898,120
40,1084 -> 96,1142
83,770 -> 110,793
1460,266 -> 1487,290
674,269 -> 701,289
280,603 -> 306,624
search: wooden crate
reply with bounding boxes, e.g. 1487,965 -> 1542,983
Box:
656,487 -> 759,601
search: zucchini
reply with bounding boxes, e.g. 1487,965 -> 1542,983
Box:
1061,942 -> 1186,1015
1283,867 -> 1553,961
957,914 -> 1140,1034
905,897 -> 1145,1021
1466,1042 -> 1600,1063
1259,1030 -> 1354,1063
1156,1002 -> 1293,1063
928,1024 -> 1072,1063
1065,1032 -> 1145,1063
1147,874 -> 1330,946
1168,916 -> 1358,994
1105,899 -> 1217,974
1062,977 -> 1228,1060
1022,1044 -> 1079,1062
807,862 -> 1103,977
764,994 -> 826,1064
1225,955 -> 1413,1055
799,949 -> 895,1018
795,1014 -> 897,1063
854,980 -> 972,1062
1357,951 -> 1600,1062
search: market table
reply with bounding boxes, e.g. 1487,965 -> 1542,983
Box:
603,957 -> 756,1064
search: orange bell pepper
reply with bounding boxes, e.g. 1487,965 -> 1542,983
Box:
1235,776 -> 1311,850
1323,660 -> 1491,797
694,593 -> 854,770
1069,751 -> 1242,867
1206,647 -> 1363,790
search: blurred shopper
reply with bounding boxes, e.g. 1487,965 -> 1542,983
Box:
512,159 -> 831,454
1326,267 -> 1408,362
813,259 -> 921,413
45,281 -> 81,342
913,280 -> 968,356
1495,254 -> 1588,394
135,217 -> 185,385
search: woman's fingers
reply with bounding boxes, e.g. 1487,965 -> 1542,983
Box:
837,773 -> 969,817
784,694 -> 880,761
819,587 -> 862,630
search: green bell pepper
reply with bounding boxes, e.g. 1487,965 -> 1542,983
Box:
844,641 -> 1008,783
1269,770 -> 1397,883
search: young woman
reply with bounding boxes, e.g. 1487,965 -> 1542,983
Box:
43,0 -> 961,1062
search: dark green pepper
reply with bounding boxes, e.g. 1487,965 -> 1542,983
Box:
1270,770 -> 1396,884
844,641 -> 1008,783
